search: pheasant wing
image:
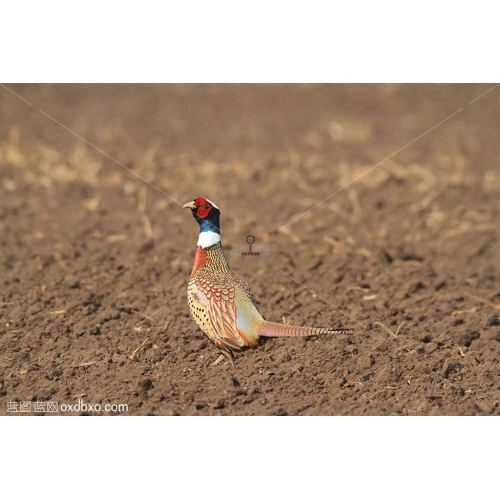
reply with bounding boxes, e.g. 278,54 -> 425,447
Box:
231,272 -> 259,308
191,276 -> 246,352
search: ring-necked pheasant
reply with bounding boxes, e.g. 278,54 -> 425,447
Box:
183,197 -> 352,366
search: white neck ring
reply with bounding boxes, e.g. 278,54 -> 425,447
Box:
197,231 -> 221,248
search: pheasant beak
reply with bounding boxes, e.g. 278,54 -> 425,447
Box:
182,201 -> 196,210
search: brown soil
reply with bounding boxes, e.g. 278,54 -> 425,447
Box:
1,84 -> 499,415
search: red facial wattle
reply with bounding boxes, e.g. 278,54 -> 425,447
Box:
197,205 -> 211,218
194,197 -> 212,219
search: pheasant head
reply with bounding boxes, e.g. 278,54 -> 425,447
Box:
183,197 -> 222,248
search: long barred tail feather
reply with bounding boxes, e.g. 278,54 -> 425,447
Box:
257,321 -> 353,338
